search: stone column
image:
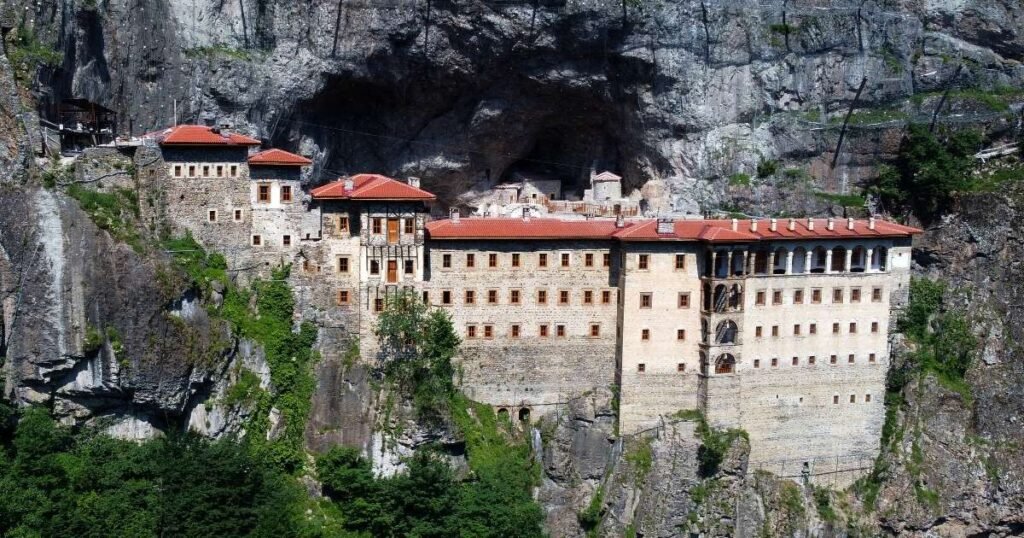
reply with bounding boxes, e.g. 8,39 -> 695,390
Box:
739,250 -> 748,276
786,251 -> 793,274
726,251 -> 734,278
845,248 -> 853,272
825,250 -> 833,274
805,250 -> 812,272
866,248 -> 874,273
768,250 -> 776,274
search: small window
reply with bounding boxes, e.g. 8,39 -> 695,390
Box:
442,254 -> 452,269
404,219 -> 414,235
281,185 -> 293,203
202,165 -> 210,177
282,235 -> 291,247
585,253 -> 594,267
755,326 -> 763,337
488,253 -> 497,268
234,209 -> 242,221
374,298 -> 384,312
872,287 -> 883,302
336,290 -> 350,305
677,363 -> 686,372
754,359 -> 760,368
808,355 -> 816,365
484,325 -> 494,339
173,165 -> 182,177
216,165 -> 223,177
561,253 -> 570,267
640,293 -> 652,308
833,288 -> 844,303
638,254 -> 649,270
812,289 -> 822,303
303,259 -> 313,273
404,260 -> 414,275
756,291 -> 766,306
793,324 -> 801,336
637,363 -> 646,373
871,321 -> 879,333
601,290 -> 612,304
559,290 -> 570,305
603,253 -> 611,267
678,293 -> 690,309
832,322 -> 840,334
188,165 -> 196,177
422,291 -> 430,304
537,290 -> 548,304
830,354 -> 838,364
488,289 -> 498,304
556,324 -> 566,337
539,324 -> 549,337
851,287 -> 861,303
510,324 -> 521,338
833,395 -> 839,405
590,324 -> 601,337
583,290 -> 593,305
772,291 -> 783,305
869,353 -> 877,363
865,394 -> 872,402
465,290 -> 475,305
372,218 -> 382,234
252,234 -> 262,246
771,325 -> 779,337
850,394 -> 856,403
771,358 -> 779,367
676,329 -> 685,341
848,354 -> 855,363
511,253 -> 520,267
792,356 -> 799,366
229,165 -> 237,177
793,289 -> 804,304
442,290 -> 452,305
337,216 -> 350,233
510,289 -> 521,305
208,210 -> 217,222
258,184 -> 271,202
467,326 -> 477,339
675,254 -> 685,270
641,329 -> 650,341
809,323 -> 817,334
849,322 -> 857,334
466,253 -> 476,268
538,253 -> 548,267
370,260 -> 380,275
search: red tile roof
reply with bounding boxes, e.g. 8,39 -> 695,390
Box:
248,148 -> 312,166
151,125 -> 261,146
426,217 -> 921,242
311,174 -> 435,201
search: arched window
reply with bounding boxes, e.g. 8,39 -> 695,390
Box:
715,353 -> 736,374
715,320 -> 738,344
497,408 -> 510,421
713,284 -> 728,312
773,247 -> 788,274
703,282 -> 712,311
871,247 -> 887,271
831,246 -> 847,272
518,408 -> 531,422
728,284 -> 743,310
851,246 -> 867,272
753,251 -> 769,275
715,252 -> 729,278
792,247 -> 807,274
810,246 -> 828,273
731,252 -> 745,276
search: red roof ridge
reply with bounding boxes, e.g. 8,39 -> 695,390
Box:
311,173 -> 435,201
248,148 -> 312,166
153,124 -> 261,146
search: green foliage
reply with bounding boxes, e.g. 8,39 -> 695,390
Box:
66,185 -> 144,252
813,191 -> 867,208
222,368 -> 263,407
900,277 -> 946,340
624,436 -> 654,482
756,159 -> 778,179
83,325 -> 104,354
769,23 -> 792,35
779,481 -> 806,523
831,107 -> 907,125
578,484 -> 604,535
813,487 -> 837,522
41,161 -> 74,189
375,290 -> 460,422
5,24 -> 62,84
163,233 -> 229,296
899,277 -> 977,399
865,125 -> 982,222
728,172 -> 752,187
674,409 -> 747,477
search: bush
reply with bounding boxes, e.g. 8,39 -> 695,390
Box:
756,159 -> 778,178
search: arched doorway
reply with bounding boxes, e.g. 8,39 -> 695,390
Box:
518,408 -> 531,422
715,354 -> 736,374
497,408 -> 510,422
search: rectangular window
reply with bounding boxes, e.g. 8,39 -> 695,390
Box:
871,322 -> 879,333
833,288 -> 844,303
466,253 -> 475,268
794,324 -> 801,336
832,322 -> 840,334
561,253 -> 570,267
442,254 -> 452,269
851,287 -> 861,303
484,325 -> 494,339
174,165 -> 182,177
792,356 -> 799,366
640,293 -> 652,308
488,289 -> 498,304
539,324 -> 549,337
793,289 -> 804,304
637,363 -> 646,373
488,253 -> 497,268
372,218 -> 382,234
422,291 -> 429,304
511,253 -> 520,268
601,290 -> 612,304
850,394 -> 856,403
755,326 -> 763,338
677,363 -> 686,372
590,324 -> 601,337
387,219 -> 399,243
812,289 -> 822,303
282,235 -> 291,247
641,329 -> 650,341
603,253 -> 611,267
850,322 -> 857,333
369,260 -> 380,275
583,290 -> 593,305
234,209 -> 242,221
404,260 -> 414,275
556,325 -> 566,337
510,289 -> 521,305
252,235 -> 262,246
678,293 -> 691,309
830,354 -> 838,364
337,290 -> 350,305
539,253 -> 548,268
230,165 -> 237,177
872,287 -> 883,302
208,210 -> 217,222
754,359 -> 760,368
771,358 -> 779,367
756,291 -> 766,306
638,254 -> 649,270
848,354 -> 855,363
467,326 -> 477,339
258,184 -> 270,202
374,298 -> 384,312
337,216 -> 350,233
869,353 -> 877,363
675,254 -> 686,270
677,329 -> 686,341
404,219 -> 414,235
772,290 -> 783,305
559,290 -> 570,305
585,253 -> 594,267
188,165 -> 196,177
216,165 -> 223,177
537,290 -> 548,304
442,291 -> 452,305
202,165 -> 210,177
865,394 -> 872,402
465,290 -> 475,305
833,395 -> 839,404
510,324 -> 521,338
771,325 -> 779,337
808,355 -> 816,365
809,323 -> 817,334
281,185 -> 293,203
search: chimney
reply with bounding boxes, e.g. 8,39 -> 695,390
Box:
657,217 -> 674,234
407,176 -> 421,189
827,217 -> 835,231
770,218 -> 777,232
344,178 -> 354,191
449,207 -> 460,224
847,217 -> 855,230
868,216 -> 876,230
807,218 -> 815,231
730,218 -> 738,231
523,207 -> 531,221
750,219 -> 758,232
788,218 -> 796,232
616,213 -> 625,228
